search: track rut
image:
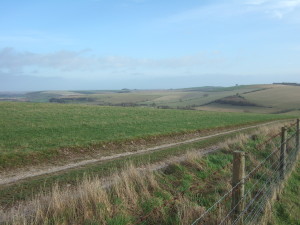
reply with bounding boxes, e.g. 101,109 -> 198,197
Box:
0,120 -> 285,186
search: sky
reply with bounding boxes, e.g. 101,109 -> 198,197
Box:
0,0 -> 300,91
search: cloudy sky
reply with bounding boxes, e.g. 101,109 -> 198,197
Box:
1,0 -> 300,91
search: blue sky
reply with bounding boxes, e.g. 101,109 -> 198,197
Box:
1,0 -> 300,91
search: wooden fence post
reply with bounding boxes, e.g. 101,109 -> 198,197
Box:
231,151 -> 245,224
280,127 -> 287,180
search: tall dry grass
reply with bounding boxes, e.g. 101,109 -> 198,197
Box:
220,122 -> 283,152
0,164 -> 205,224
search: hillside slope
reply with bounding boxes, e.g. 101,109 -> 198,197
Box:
198,84 -> 300,114
1,84 -> 300,114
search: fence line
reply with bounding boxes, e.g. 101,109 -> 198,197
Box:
133,120 -> 299,225
190,119 -> 300,225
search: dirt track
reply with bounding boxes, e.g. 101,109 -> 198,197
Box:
0,120 -> 285,186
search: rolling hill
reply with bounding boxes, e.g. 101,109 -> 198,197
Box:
1,84 -> 300,114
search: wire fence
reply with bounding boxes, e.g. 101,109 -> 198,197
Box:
190,120 -> 300,225
132,120 -> 300,225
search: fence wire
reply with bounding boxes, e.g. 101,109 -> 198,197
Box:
132,122 -> 299,225
190,122 -> 299,225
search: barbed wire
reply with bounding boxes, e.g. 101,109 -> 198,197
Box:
288,121 -> 298,127
234,139 -> 298,224
254,131 -> 281,150
133,158 -> 233,224
131,121 -> 299,225
218,154 -> 283,225
233,135 -> 297,225
190,121 -> 299,225
243,139 -> 299,224
231,157 -> 284,225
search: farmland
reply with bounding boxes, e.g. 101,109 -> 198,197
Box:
243,85 -> 300,111
0,85 -> 299,224
1,86 -> 262,108
198,84 -> 300,114
2,84 -> 300,114
0,101 -> 290,170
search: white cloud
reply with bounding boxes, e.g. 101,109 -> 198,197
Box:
162,3 -> 234,24
0,48 -> 225,78
245,0 -> 300,19
246,0 -> 269,5
0,30 -> 74,46
161,0 -> 300,25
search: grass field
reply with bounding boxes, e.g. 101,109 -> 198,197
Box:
0,102 -> 290,170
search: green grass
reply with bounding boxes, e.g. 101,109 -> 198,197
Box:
269,161 -> 300,225
0,102 -> 290,169
0,130 -> 241,207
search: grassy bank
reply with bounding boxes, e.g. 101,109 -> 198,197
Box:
0,102 -> 290,170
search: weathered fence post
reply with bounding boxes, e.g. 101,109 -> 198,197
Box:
280,127 -> 287,180
231,151 -> 245,224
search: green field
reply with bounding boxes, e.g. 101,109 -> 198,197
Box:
0,102 -> 290,170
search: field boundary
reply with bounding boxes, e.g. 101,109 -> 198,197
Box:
190,120 -> 300,224
0,120 -> 289,186
131,120 -> 299,225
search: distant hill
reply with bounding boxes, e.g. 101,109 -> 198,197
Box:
1,84 -> 300,115
198,84 -> 300,114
